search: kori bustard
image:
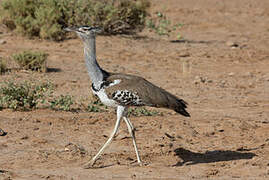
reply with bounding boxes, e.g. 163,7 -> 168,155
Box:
64,26 -> 190,168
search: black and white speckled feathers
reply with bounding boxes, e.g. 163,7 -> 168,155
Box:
92,80 -> 144,106
112,90 -> 144,106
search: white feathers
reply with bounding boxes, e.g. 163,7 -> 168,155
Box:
95,88 -> 118,107
91,79 -> 122,107
108,79 -> 121,87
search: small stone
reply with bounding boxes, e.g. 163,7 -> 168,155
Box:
0,40 -> 6,45
220,80 -> 227,86
33,127 -> 39,131
228,72 -> 235,76
178,52 -> 190,57
226,41 -> 239,48
201,77 -> 207,83
210,132 -> 215,135
21,135 -> 29,140
193,76 -> 200,84
0,128 -> 7,136
194,76 -> 206,84
126,157 -> 134,161
248,82 -> 255,88
165,132 -> 175,139
262,120 -> 269,124
194,76 -> 200,80
70,79 -> 77,83
207,79 -> 213,83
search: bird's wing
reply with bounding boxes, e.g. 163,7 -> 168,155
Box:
105,73 -> 190,117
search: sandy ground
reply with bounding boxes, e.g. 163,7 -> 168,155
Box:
1,0 -> 269,179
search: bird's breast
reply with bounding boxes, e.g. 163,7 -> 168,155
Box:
94,88 -> 118,107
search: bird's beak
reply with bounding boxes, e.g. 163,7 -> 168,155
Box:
64,27 -> 77,32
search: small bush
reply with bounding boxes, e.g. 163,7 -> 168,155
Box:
49,95 -> 74,111
0,81 -> 52,110
0,0 -> 150,40
0,58 -> 8,74
12,51 -> 48,72
87,104 -> 103,112
146,11 -> 183,38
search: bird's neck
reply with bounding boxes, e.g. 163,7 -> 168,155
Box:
83,36 -> 105,86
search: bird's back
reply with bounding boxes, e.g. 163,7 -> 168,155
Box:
104,73 -> 190,117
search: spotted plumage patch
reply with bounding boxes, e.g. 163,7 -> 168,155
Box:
112,90 -> 144,106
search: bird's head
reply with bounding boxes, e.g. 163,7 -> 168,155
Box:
64,26 -> 102,40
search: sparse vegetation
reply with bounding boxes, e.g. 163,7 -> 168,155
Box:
146,11 -> 183,38
0,80 -> 75,111
0,58 -> 8,74
0,80 -> 102,112
49,95 -> 74,111
87,99 -> 107,112
128,107 -> 161,117
0,0 -> 150,40
0,80 -> 162,115
12,51 -> 48,72
0,81 -> 52,110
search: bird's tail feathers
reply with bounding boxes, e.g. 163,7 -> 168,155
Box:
173,99 -> 190,117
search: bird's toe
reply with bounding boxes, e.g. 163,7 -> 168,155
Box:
130,160 -> 147,167
83,160 -> 96,169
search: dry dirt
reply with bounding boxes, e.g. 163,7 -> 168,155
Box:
1,0 -> 269,179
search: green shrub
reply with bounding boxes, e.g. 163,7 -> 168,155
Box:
0,81 -> 52,110
0,58 -> 8,74
12,51 -> 48,72
0,0 -> 150,40
87,104 -> 103,112
146,11 -> 183,38
49,94 -> 74,111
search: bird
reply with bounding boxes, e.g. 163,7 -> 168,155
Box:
64,26 -> 190,168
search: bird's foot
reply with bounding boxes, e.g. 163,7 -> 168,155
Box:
130,160 -> 148,167
83,160 -> 97,169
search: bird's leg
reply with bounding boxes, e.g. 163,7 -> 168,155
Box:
123,116 -> 142,165
83,106 -> 125,169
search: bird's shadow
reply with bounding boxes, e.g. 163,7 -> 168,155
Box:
173,148 -> 256,166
